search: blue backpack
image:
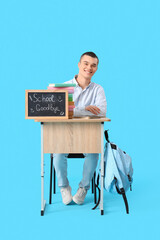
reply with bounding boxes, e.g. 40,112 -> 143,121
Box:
93,130 -> 133,214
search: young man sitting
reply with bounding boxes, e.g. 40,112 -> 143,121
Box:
53,52 -> 107,205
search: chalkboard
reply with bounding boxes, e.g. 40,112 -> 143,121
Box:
25,90 -> 68,119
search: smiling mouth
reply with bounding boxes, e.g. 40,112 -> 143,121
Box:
84,69 -> 92,74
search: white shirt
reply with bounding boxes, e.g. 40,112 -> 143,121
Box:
65,76 -> 107,117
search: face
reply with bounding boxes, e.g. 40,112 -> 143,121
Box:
78,55 -> 98,80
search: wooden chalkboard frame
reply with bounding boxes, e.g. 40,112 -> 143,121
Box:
25,90 -> 69,119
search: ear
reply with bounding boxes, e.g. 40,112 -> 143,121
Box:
78,62 -> 80,68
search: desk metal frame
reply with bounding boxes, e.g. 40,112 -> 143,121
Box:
39,118 -> 110,216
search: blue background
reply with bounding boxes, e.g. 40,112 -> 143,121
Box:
0,0 -> 160,239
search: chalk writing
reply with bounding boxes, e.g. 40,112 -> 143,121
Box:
27,92 -> 66,117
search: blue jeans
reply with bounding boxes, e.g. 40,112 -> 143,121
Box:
53,153 -> 99,190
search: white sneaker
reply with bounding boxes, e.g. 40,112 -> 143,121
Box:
73,188 -> 87,205
60,186 -> 72,205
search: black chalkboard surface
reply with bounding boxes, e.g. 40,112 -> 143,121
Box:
25,90 -> 68,119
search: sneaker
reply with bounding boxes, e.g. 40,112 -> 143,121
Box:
73,187 -> 87,205
60,186 -> 72,205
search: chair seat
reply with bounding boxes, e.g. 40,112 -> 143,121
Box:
67,153 -> 85,158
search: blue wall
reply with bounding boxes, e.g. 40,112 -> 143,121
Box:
0,1 -> 160,239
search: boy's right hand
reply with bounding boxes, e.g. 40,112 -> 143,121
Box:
85,105 -> 101,115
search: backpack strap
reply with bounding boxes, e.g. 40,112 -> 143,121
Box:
92,174 -> 100,210
104,130 -> 110,142
114,177 -> 129,214
121,188 -> 129,214
111,143 -> 117,150
127,174 -> 132,191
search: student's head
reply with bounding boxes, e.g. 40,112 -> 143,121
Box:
80,52 -> 99,64
78,52 -> 99,80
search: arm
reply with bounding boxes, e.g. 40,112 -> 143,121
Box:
74,86 -> 107,117
92,87 -> 107,117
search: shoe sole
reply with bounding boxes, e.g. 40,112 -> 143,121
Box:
63,197 -> 73,205
72,196 -> 84,205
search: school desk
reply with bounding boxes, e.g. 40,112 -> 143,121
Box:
35,117 -> 111,216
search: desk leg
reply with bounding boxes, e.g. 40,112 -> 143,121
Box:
41,123 -> 46,216
100,122 -> 104,215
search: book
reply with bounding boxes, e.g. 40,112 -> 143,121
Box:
73,116 -> 104,119
68,101 -> 74,106
47,87 -> 74,94
69,105 -> 75,110
68,111 -> 74,119
48,87 -> 74,90
49,83 -> 76,87
68,111 -> 74,115
68,95 -> 73,101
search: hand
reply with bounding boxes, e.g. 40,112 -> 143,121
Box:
85,105 -> 101,115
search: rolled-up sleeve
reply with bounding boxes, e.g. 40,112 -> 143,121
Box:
74,106 -> 89,116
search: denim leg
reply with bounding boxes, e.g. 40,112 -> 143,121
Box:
79,154 -> 99,190
53,154 -> 69,188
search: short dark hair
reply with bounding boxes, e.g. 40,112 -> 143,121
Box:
80,52 -> 99,64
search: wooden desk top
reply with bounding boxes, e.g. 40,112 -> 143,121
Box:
35,117 -> 111,123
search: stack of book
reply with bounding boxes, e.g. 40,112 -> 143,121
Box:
48,83 -> 76,119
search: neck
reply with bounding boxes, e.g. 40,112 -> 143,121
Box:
76,74 -> 91,90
